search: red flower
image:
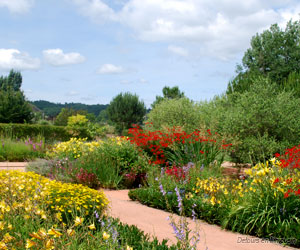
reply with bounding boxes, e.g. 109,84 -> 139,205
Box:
273,178 -> 280,184
284,192 -> 289,198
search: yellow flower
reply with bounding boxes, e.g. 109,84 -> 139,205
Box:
45,239 -> 55,250
26,239 -> 36,249
74,216 -> 84,226
56,212 -> 62,221
88,223 -> 96,230
126,246 -> 133,250
0,242 -> 7,250
103,231 -> 110,240
67,229 -> 75,236
47,228 -> 62,238
224,189 -> 228,195
2,233 -> 14,243
38,228 -> 47,239
30,232 -> 43,241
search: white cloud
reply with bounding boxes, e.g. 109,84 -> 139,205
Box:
71,0 -> 117,23
65,91 -> 79,96
71,0 -> 300,60
168,45 -> 188,57
0,0 -> 34,13
0,49 -> 40,70
97,63 -> 125,74
43,49 -> 86,66
139,78 -> 148,84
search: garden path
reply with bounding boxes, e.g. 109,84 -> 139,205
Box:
103,189 -> 296,250
0,162 -> 27,171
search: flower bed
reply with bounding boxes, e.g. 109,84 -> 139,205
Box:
129,146 -> 300,247
0,170 -> 176,249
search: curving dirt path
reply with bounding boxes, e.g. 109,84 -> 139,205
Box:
103,189 -> 296,250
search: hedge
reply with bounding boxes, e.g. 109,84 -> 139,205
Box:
0,123 -> 71,142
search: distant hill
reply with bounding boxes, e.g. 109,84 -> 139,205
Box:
30,100 -> 109,118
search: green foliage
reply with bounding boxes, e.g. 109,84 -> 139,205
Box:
41,137 -> 150,189
97,109 -> 109,124
227,20 -> 300,96
146,98 -> 202,133
242,20 -> 300,83
73,138 -> 150,189
31,100 -> 108,118
0,69 -> 22,91
0,87 -> 33,123
151,86 -> 185,108
0,123 -> 71,142
0,137 -> 46,161
66,114 -> 91,139
54,108 -> 89,126
0,70 -> 33,124
279,71 -> 300,98
128,187 -> 224,225
199,78 -> 300,163
107,92 -> 146,134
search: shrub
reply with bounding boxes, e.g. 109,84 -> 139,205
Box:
198,78 -> 300,164
0,123 -> 71,142
66,114 -> 95,139
146,98 -> 202,133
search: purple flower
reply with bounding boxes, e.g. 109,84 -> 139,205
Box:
159,184 -> 166,196
175,186 -> 183,213
169,222 -> 185,241
94,211 -> 99,219
192,204 -> 197,221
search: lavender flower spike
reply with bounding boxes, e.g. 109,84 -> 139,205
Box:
159,183 -> 166,196
175,186 -> 183,213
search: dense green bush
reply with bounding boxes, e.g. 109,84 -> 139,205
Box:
0,123 -> 71,142
198,78 -> 300,164
146,98 -> 202,133
107,92 -> 146,134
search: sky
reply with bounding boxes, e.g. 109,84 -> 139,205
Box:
0,0 -> 299,107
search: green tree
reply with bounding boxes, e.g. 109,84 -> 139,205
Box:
54,108 -> 93,126
107,92 -> 146,134
146,98 -> 201,133
54,108 -> 77,126
227,20 -> 300,94
0,69 -> 22,91
97,109 -> 109,124
205,77 -> 300,164
151,86 -> 185,108
0,87 -> 33,123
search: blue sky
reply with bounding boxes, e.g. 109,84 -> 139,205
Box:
0,0 -> 299,107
